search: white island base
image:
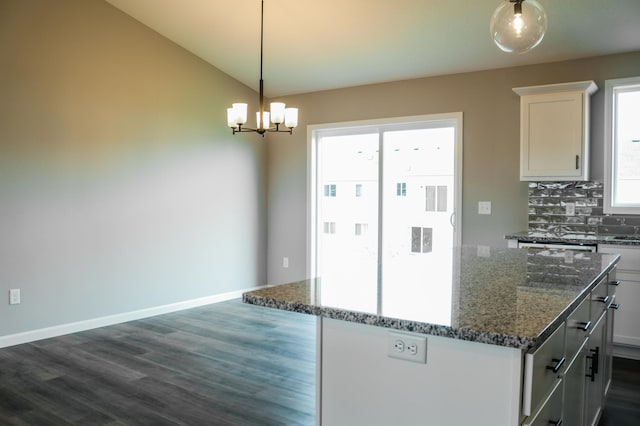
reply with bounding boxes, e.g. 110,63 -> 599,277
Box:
319,318 -> 523,426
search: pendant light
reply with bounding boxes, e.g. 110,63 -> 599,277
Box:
226,0 -> 298,136
490,0 -> 547,54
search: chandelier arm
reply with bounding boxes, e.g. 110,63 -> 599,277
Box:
233,125 -> 293,136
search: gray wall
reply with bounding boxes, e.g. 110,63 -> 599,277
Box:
267,52 -> 640,285
0,0 -> 267,336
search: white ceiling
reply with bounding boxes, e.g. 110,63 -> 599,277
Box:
105,0 -> 640,98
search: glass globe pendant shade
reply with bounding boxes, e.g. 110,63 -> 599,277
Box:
490,0 -> 547,54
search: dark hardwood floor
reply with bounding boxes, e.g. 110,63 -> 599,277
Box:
0,299 -> 637,425
0,300 -> 316,425
598,356 -> 640,426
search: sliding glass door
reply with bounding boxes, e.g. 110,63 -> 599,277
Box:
311,114 -> 462,321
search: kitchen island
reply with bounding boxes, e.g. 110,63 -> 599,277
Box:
244,246 -> 620,426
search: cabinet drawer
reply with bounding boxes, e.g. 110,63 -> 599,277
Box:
523,378 -> 563,426
591,277 -> 609,323
566,296 -> 590,360
522,325 -> 566,416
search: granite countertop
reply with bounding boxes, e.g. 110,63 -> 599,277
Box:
505,231 -> 640,246
243,246 -> 620,352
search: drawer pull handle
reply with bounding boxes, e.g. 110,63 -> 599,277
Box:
549,419 -> 563,426
578,321 -> 591,331
546,357 -> 565,373
596,296 -> 609,304
608,280 -> 620,286
586,347 -> 600,381
610,303 -> 620,310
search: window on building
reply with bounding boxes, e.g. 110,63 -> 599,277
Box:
411,227 -> 433,253
324,184 -> 337,197
396,182 -> 406,197
323,222 -> 336,234
605,76 -> 640,214
425,185 -> 448,212
355,223 -> 368,236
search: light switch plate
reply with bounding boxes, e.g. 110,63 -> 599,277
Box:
478,201 -> 492,215
9,288 -> 20,305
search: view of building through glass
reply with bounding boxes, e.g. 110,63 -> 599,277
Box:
315,124 -> 457,324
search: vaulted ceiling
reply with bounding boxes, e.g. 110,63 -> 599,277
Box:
106,0 -> 640,97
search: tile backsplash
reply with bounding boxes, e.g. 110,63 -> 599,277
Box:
528,181 -> 640,237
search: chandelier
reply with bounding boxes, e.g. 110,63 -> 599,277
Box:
226,0 -> 298,136
490,0 -> 547,54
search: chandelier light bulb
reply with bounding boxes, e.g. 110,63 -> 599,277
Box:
490,0 -> 547,54
513,14 -> 524,35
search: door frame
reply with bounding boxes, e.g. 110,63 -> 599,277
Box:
307,112 -> 463,279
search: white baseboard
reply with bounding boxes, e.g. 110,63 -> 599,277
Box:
0,286 -> 266,349
613,343 -> 640,360
614,335 -> 640,348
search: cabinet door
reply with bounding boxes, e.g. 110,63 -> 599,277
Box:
563,341 -> 587,426
604,296 -> 617,396
597,245 -> 640,348
520,91 -> 585,180
522,379 -> 563,426
585,313 -> 606,426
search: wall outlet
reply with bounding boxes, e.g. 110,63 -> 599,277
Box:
9,288 -> 21,305
388,332 -> 427,363
478,201 -> 492,215
283,257 -> 289,268
565,202 -> 576,216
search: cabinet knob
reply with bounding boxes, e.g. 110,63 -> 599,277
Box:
549,419 -> 563,426
596,295 -> 609,304
608,280 -> 621,286
610,303 -> 620,310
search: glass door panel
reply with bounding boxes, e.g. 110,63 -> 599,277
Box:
316,133 -> 379,313
381,127 -> 455,324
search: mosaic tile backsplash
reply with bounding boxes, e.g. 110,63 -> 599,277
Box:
528,181 -> 640,238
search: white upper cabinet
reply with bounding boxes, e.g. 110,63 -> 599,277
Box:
514,81 -> 598,181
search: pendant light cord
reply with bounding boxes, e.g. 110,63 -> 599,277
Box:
258,0 -> 265,129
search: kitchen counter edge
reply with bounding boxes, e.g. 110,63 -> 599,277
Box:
242,255 -> 619,353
